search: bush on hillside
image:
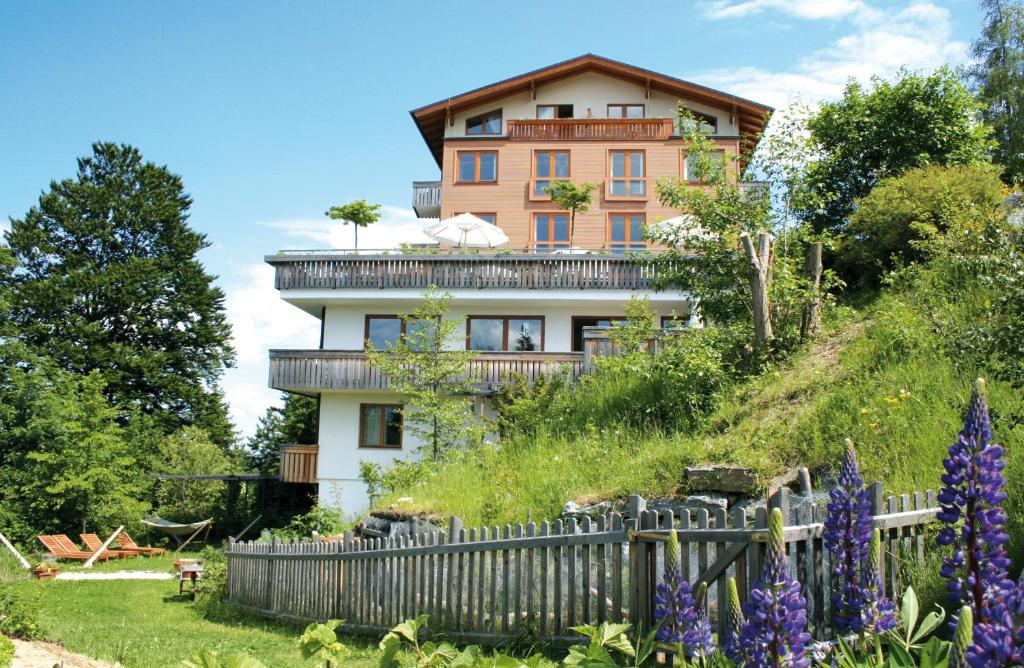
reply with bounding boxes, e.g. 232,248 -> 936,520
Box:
845,163 -> 1007,285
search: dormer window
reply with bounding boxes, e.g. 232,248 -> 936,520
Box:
537,104 -> 574,119
465,109 -> 502,135
607,104 -> 644,119
681,110 -> 719,135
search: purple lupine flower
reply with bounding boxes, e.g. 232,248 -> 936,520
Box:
823,441 -> 875,634
967,572 -> 1024,668
936,380 -> 1013,625
740,507 -> 812,668
858,529 -> 896,634
684,582 -> 715,659
723,576 -> 745,663
654,528 -> 698,644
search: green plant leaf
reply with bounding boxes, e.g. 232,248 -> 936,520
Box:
917,637 -> 950,668
909,609 -> 946,646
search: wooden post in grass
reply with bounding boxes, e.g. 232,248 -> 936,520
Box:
0,532 -> 30,569
740,231 -> 773,351
800,241 -> 824,341
84,525 -> 124,568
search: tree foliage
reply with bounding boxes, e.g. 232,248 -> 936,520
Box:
971,0 -> 1024,184
1,142 -> 236,446
325,199 -> 381,250
799,68 -> 994,237
365,288 -> 485,461
154,426 -> 235,522
846,163 -> 1008,284
246,394 -> 319,474
544,181 -> 597,247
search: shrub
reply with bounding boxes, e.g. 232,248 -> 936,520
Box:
273,504 -> 344,540
0,635 -> 12,668
0,585 -> 40,639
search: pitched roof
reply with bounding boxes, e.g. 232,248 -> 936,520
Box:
410,53 -> 774,167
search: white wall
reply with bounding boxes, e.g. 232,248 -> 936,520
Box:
321,298 -> 691,352
445,72 -> 738,139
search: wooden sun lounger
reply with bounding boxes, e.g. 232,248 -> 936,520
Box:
53,534 -> 125,560
37,535 -> 111,562
79,533 -> 140,558
116,532 -> 166,556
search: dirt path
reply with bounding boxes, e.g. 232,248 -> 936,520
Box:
12,638 -> 121,668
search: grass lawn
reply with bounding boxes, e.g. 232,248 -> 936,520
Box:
7,554 -> 384,667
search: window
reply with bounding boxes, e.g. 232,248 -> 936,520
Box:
608,214 -> 646,253
661,314 -> 690,331
465,109 -> 502,135
608,150 -> 646,197
365,315 -> 403,350
533,150 -> 570,197
571,317 -> 624,352
681,110 -> 718,134
359,404 -> 403,448
684,150 -> 726,182
467,316 -> 544,351
607,104 -> 644,119
456,151 -> 498,183
537,104 -> 574,119
533,213 -> 570,251
464,212 -> 496,225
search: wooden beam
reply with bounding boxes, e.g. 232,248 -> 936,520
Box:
0,532 -> 30,569
84,525 -> 123,569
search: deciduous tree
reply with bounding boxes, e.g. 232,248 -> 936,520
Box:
325,199 -> 381,250
544,181 -> 597,248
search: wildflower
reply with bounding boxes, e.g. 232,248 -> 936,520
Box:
824,441 -> 874,634
685,582 -> 715,659
859,408 -> 871,415
936,379 -> 1012,624
722,577 -> 745,663
967,571 -> 1024,668
859,529 -> 896,634
883,396 -> 899,405
653,529 -> 697,645
868,422 -> 878,429
739,508 -> 811,668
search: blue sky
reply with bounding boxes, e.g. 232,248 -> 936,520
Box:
0,0 -> 984,435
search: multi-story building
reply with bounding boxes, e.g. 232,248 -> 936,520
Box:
268,54 -> 771,515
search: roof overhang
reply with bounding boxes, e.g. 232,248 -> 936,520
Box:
409,53 -> 774,168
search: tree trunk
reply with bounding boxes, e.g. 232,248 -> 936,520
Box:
800,241 -> 824,341
740,231 -> 773,351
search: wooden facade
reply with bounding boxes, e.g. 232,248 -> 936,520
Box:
439,136 -> 740,249
280,445 -> 318,484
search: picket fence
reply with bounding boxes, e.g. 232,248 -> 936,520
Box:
225,485 -> 939,644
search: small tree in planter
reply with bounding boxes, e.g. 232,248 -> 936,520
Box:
325,199 -> 381,251
545,181 -> 597,248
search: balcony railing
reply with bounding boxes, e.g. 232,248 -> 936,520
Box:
266,252 -> 667,291
280,444 -> 318,484
269,350 -> 584,394
507,118 -> 674,141
412,180 -> 441,218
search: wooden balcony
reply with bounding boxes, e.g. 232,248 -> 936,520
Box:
412,180 -> 441,218
280,444 -> 318,484
266,252 -> 666,291
507,118 -> 674,141
269,350 -> 584,395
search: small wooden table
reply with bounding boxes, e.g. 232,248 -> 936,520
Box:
179,564 -> 204,597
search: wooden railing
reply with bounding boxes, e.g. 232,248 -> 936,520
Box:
226,486 -> 939,644
269,350 -> 584,394
412,181 -> 441,217
266,253 -> 665,291
507,118 -> 674,141
280,445 -> 318,484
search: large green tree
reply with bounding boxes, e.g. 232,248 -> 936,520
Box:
798,68 -> 993,236
971,0 -> 1024,183
2,142 -> 236,446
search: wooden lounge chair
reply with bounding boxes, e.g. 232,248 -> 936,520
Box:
79,533 -> 140,558
37,535 -> 111,562
53,534 -> 125,560
116,532 -> 167,556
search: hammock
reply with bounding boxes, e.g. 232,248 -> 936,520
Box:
142,518 -> 212,548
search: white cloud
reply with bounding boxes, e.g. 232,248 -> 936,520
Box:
221,205 -> 435,438
695,2 -> 968,109
265,205 -> 437,250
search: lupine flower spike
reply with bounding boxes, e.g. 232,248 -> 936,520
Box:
653,529 -> 698,646
859,529 -> 896,634
937,379 -> 1012,624
739,507 -> 811,668
686,582 -> 715,660
722,576 -> 745,663
823,439 -> 874,634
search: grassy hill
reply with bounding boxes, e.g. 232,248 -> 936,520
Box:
376,289 -> 1024,556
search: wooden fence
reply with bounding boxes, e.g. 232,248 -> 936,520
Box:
226,486 -> 938,644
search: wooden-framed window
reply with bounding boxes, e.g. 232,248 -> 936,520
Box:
467,316 -> 544,352
608,150 -> 646,198
537,104 -> 573,119
456,151 -> 498,183
455,212 -> 496,225
465,109 -> 502,135
532,212 -> 570,251
571,316 -> 624,352
683,149 -> 726,182
607,213 -> 646,253
359,404 -> 403,449
607,104 -> 644,119
532,150 -> 570,198
364,315 -> 438,351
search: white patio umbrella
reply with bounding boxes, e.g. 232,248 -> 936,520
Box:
425,213 -> 509,248
652,215 -> 713,241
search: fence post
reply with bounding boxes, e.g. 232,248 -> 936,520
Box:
627,494 -> 646,520
768,487 -> 790,520
867,482 -> 884,516
267,536 -> 279,613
